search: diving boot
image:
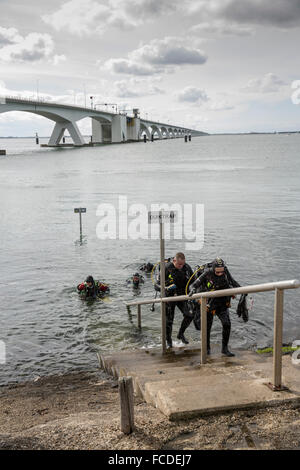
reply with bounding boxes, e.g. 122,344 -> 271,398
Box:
177,332 -> 189,344
221,346 -> 235,357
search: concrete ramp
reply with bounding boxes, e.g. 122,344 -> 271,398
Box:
99,345 -> 300,421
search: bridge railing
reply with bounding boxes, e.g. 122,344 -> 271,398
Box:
0,95 -> 114,113
126,279 -> 300,391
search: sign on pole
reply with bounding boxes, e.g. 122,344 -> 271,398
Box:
148,210 -> 177,224
74,207 -> 86,241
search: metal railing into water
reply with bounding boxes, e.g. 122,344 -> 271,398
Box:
126,279 -> 300,391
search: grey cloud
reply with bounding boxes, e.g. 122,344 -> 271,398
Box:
124,0 -> 178,20
113,78 -> 165,97
176,86 -> 209,103
241,73 -> 287,93
191,21 -> 255,36
0,31 -> 62,64
130,37 -> 207,66
0,27 -> 21,45
104,58 -> 158,76
189,0 -> 300,28
221,0 -> 300,27
103,36 -> 207,76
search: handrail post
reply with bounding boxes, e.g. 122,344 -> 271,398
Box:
137,304 -> 141,329
159,214 -> 166,354
201,296 -> 207,364
273,288 -> 284,389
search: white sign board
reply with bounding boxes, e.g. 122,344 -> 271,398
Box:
148,211 -> 177,224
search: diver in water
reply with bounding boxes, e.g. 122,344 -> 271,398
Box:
77,275 -> 110,299
155,252 -> 194,348
189,258 -> 241,357
127,273 -> 145,289
139,262 -> 154,273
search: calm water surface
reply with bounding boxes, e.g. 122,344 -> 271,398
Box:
0,134 -> 299,384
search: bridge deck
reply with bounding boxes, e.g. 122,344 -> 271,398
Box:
99,344 -> 300,421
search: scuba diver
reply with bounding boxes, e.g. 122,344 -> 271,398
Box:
189,258 -> 241,357
77,275 -> 110,300
139,262 -> 154,273
127,272 -> 145,289
155,252 -> 194,348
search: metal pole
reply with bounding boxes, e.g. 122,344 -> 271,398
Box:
137,304 -> 141,329
201,297 -> 207,364
273,288 -> 284,389
160,212 -> 166,354
79,212 -> 82,241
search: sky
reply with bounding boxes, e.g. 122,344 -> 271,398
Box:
0,0 -> 300,136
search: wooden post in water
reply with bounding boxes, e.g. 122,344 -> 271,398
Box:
137,304 -> 141,329
201,296 -> 207,364
119,376 -> 134,434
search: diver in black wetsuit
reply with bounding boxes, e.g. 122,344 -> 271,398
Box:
127,273 -> 144,289
189,258 -> 241,357
139,262 -> 154,273
155,252 -> 194,348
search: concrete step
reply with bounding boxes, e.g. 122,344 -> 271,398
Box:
154,375 -> 299,420
143,365 -> 251,406
99,346 -> 300,420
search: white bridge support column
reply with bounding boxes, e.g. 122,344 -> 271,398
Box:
48,121 -> 85,146
92,118 -> 103,143
112,114 -> 127,143
126,117 -> 140,141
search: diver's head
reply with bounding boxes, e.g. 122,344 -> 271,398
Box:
212,258 -> 225,276
86,275 -> 95,287
173,252 -> 185,270
132,273 -> 140,287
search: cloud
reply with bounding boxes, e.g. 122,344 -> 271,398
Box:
103,36 -> 207,76
0,28 -> 63,64
42,0 -> 115,35
191,20 -> 255,36
187,0 -> 300,28
41,0 -> 300,39
130,37 -> 207,65
241,73 -> 287,93
103,58 -> 157,76
176,86 -> 209,104
42,0 -> 181,35
113,77 -> 165,98
0,27 -> 22,46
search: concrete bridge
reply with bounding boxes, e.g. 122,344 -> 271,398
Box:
0,96 -> 207,146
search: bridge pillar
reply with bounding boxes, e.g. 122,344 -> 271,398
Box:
126,117 -> 140,141
48,121 -> 85,146
92,118 -> 104,143
111,114 -> 127,143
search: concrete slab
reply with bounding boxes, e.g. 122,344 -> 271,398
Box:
99,345 -> 300,420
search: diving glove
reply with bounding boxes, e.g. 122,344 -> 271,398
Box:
166,284 -> 177,292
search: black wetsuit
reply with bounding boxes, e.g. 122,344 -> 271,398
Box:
155,261 -> 194,344
190,267 -> 240,351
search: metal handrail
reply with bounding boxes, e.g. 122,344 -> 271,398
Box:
126,279 -> 300,306
126,279 -> 300,391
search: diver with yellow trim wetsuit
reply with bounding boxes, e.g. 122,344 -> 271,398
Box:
189,258 -> 241,357
155,252 -> 193,348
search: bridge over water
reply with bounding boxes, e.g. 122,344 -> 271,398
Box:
0,96 -> 207,147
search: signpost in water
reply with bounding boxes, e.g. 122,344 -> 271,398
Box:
74,207 -> 86,242
148,210 -> 177,354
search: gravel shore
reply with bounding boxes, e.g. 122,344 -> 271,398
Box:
0,370 -> 299,450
